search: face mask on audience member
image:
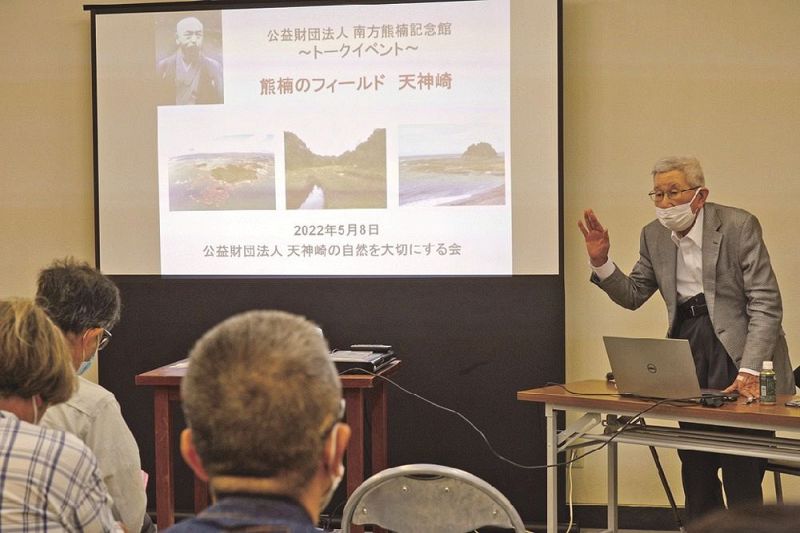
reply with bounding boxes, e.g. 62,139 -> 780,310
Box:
655,188 -> 702,232
320,424 -> 344,512
78,333 -> 100,375
78,349 -> 97,375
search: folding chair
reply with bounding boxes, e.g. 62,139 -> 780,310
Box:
341,464 -> 527,533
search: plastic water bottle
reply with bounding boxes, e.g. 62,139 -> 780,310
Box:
760,361 -> 776,405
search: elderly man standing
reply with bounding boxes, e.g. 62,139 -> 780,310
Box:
37,258 -> 151,533
157,16 -> 223,105
578,156 -> 794,523
0,298 -> 118,531
164,310 -> 351,532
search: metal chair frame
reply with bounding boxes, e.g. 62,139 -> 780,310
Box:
341,463 -> 527,533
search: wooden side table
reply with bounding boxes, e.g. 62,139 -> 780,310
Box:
135,358 -> 400,529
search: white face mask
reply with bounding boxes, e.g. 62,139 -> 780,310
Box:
655,188 -> 702,232
319,424 -> 344,512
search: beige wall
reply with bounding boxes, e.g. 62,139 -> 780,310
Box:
1,0 -> 95,297
0,0 -> 179,391
1,0 -> 798,508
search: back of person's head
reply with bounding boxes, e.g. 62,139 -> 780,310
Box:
35,257 -> 121,335
0,298 -> 75,404
688,503 -> 800,533
181,310 -> 341,493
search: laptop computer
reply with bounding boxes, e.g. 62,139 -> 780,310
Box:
603,336 -> 737,402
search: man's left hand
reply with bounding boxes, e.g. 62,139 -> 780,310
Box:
723,372 -> 760,400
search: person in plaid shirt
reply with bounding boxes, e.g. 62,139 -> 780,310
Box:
0,298 -> 119,532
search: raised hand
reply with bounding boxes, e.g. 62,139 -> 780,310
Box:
578,209 -> 610,267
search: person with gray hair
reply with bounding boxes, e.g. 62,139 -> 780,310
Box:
578,156 -> 792,523
0,298 -> 118,532
36,258 -> 151,533
164,310 -> 351,532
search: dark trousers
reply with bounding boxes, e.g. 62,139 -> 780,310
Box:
671,311 -> 767,524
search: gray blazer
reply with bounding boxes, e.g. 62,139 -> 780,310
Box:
593,202 -> 794,394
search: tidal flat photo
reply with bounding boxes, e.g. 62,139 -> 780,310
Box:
399,124 -> 506,207
168,136 -> 276,211
285,128 -> 387,210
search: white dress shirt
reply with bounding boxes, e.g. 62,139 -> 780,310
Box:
672,208 -> 705,303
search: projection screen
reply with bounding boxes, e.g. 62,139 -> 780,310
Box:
91,0 -> 560,276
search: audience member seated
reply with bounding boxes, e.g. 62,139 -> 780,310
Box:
0,298 -> 118,532
164,310 -> 351,532
688,503 -> 800,532
36,258 -> 151,533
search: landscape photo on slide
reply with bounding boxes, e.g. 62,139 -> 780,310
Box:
285,128 -> 387,210
399,124 -> 506,207
167,134 -> 276,211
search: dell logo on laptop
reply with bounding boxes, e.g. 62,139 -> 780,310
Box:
646,363 -> 658,373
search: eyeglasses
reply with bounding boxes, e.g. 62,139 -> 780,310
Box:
320,399 -> 346,440
648,186 -> 700,203
97,328 -> 112,351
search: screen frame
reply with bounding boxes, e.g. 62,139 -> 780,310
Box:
86,0 -> 563,278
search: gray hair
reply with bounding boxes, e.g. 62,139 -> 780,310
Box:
35,258 -> 121,335
651,156 -> 705,188
181,310 -> 341,492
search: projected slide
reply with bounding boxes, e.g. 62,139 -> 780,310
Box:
155,1 -> 510,275
95,0 -> 558,276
